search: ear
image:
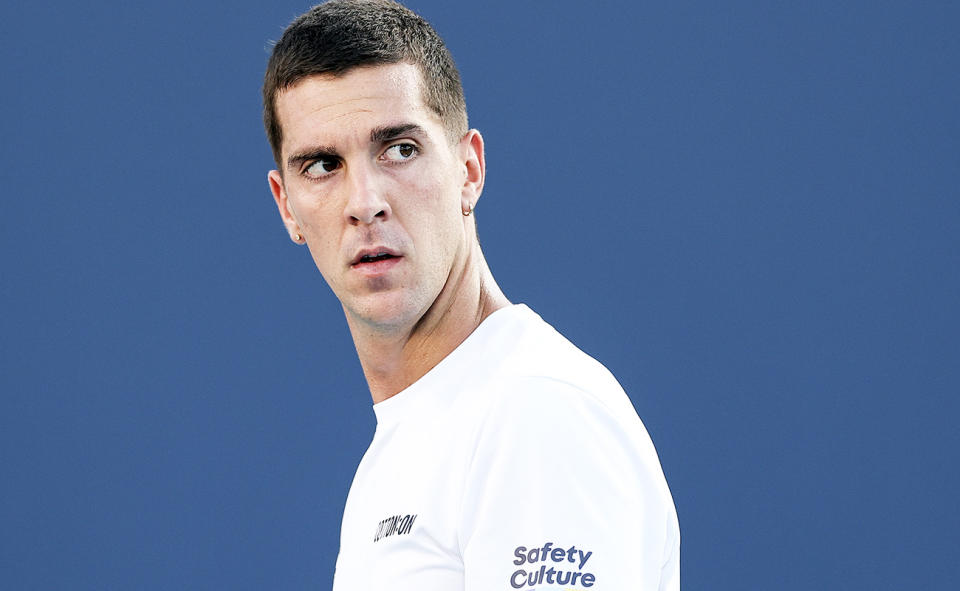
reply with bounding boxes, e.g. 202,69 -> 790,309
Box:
459,129 -> 485,211
268,169 -> 303,243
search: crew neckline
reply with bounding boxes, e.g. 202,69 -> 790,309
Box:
371,303 -> 534,426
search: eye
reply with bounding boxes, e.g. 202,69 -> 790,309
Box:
304,157 -> 341,178
382,143 -> 418,162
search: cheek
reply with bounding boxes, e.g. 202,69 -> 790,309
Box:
411,179 -> 460,234
415,165 -> 461,215
290,191 -> 336,235
416,184 -> 467,267
290,198 -> 341,268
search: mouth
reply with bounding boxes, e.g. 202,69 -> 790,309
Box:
351,248 -> 402,267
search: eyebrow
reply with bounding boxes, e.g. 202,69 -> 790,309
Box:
370,123 -> 424,144
286,144 -> 338,173
285,123 -> 426,173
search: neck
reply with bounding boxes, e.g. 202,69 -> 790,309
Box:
346,244 -> 509,404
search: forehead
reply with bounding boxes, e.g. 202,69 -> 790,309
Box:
275,63 -> 439,156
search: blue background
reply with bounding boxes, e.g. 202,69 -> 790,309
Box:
2,1 -> 958,588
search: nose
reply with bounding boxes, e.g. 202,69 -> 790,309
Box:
343,163 -> 391,225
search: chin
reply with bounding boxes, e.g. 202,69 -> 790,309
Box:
344,291 -> 428,333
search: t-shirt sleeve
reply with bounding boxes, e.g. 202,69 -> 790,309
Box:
458,377 -> 679,591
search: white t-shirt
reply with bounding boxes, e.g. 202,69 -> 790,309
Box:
332,305 -> 679,590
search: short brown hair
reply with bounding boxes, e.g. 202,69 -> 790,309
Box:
262,0 -> 468,167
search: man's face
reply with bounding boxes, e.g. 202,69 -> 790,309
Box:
269,63 -> 482,332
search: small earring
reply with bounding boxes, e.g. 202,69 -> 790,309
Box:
293,233 -> 303,243
462,202 -> 473,217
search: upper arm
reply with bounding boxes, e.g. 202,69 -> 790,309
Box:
458,378 -> 678,590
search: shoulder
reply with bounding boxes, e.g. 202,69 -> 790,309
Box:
468,307 -> 661,473
481,313 -> 644,443
489,306 -> 633,406
455,307 -> 679,584
458,375 -> 679,584
458,303 -> 674,507
476,374 -> 668,491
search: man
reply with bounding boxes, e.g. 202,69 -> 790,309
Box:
263,1 -> 679,589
